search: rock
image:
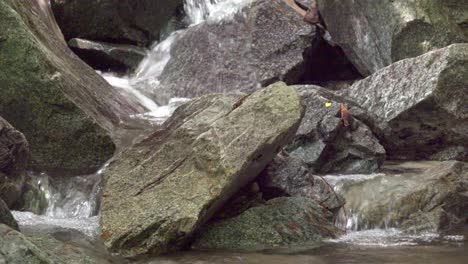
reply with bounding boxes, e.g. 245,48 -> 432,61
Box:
51,0 -> 184,46
0,224 -> 62,263
330,161 -> 468,233
258,154 -> 345,215
0,0 -> 143,175
68,38 -> 147,72
287,85 -> 385,174
13,174 -> 48,215
193,197 -> 342,250
318,0 -> 468,76
139,0 -> 315,104
340,44 -> 468,161
0,199 -> 18,230
0,116 -> 28,208
101,83 -> 304,257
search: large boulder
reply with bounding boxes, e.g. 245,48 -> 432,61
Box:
0,224 -> 62,263
136,0 -> 315,104
101,83 -> 304,257
287,86 -> 386,174
340,44 -> 468,161
0,116 -> 28,208
330,161 -> 468,233
51,0 -> 184,46
318,0 -> 468,76
0,0 -> 143,175
193,197 -> 342,250
0,199 -> 18,230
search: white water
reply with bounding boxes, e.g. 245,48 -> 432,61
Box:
100,0 -> 254,124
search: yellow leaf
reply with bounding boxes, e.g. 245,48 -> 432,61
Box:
325,102 -> 332,108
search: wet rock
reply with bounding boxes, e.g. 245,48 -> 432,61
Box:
318,0 -> 468,76
51,0 -> 184,46
332,161 -> 468,233
0,199 -> 18,230
287,85 -> 385,174
146,0 -> 314,104
340,44 -> 468,161
13,174 -> 48,215
258,155 -> 345,215
0,116 -> 28,208
68,38 -> 147,72
0,224 -> 62,263
0,0 -> 143,175
193,197 -> 342,250
101,83 -> 304,257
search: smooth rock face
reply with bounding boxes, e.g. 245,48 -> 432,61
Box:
68,38 -> 147,72
146,0 -> 314,104
333,161 -> 468,233
0,0 -> 142,175
287,85 -> 386,174
0,199 -> 18,230
0,116 -> 28,208
52,0 -> 183,46
0,224 -> 62,264
101,83 -> 304,257
193,197 -> 342,250
340,44 -> 468,161
318,0 -> 468,76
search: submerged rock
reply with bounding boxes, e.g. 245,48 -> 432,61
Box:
0,0 -> 143,175
101,83 -> 304,257
318,0 -> 468,75
0,116 -> 28,208
51,0 -> 184,46
340,44 -> 468,161
68,38 -> 147,72
193,197 -> 342,250
333,161 -> 468,233
0,199 -> 18,230
143,0 -> 314,104
287,85 -> 385,174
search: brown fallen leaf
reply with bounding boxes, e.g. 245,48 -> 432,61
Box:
340,103 -> 351,127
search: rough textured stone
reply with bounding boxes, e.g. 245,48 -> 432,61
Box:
340,44 -> 468,161
51,0 -> 184,46
0,224 -> 62,264
101,83 -> 304,257
193,197 -> 342,250
287,85 -> 385,174
0,0 -> 143,175
68,38 -> 147,72
258,154 -> 345,215
0,116 -> 28,208
138,0 -> 315,104
0,199 -> 18,230
331,161 -> 468,233
318,0 -> 468,76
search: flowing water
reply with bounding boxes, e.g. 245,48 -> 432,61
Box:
11,0 -> 466,263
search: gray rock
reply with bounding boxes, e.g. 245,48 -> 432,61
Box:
0,224 -> 62,264
52,0 -> 183,46
288,85 -> 386,174
258,154 -> 345,215
331,161 -> 468,233
340,44 -> 468,161
318,0 -> 468,76
0,199 -> 18,230
144,0 -> 314,104
68,38 -> 147,72
0,116 -> 28,208
0,0 -> 143,175
193,197 -> 342,250
101,83 -> 304,257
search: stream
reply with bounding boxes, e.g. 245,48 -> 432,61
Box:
10,0 -> 466,263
